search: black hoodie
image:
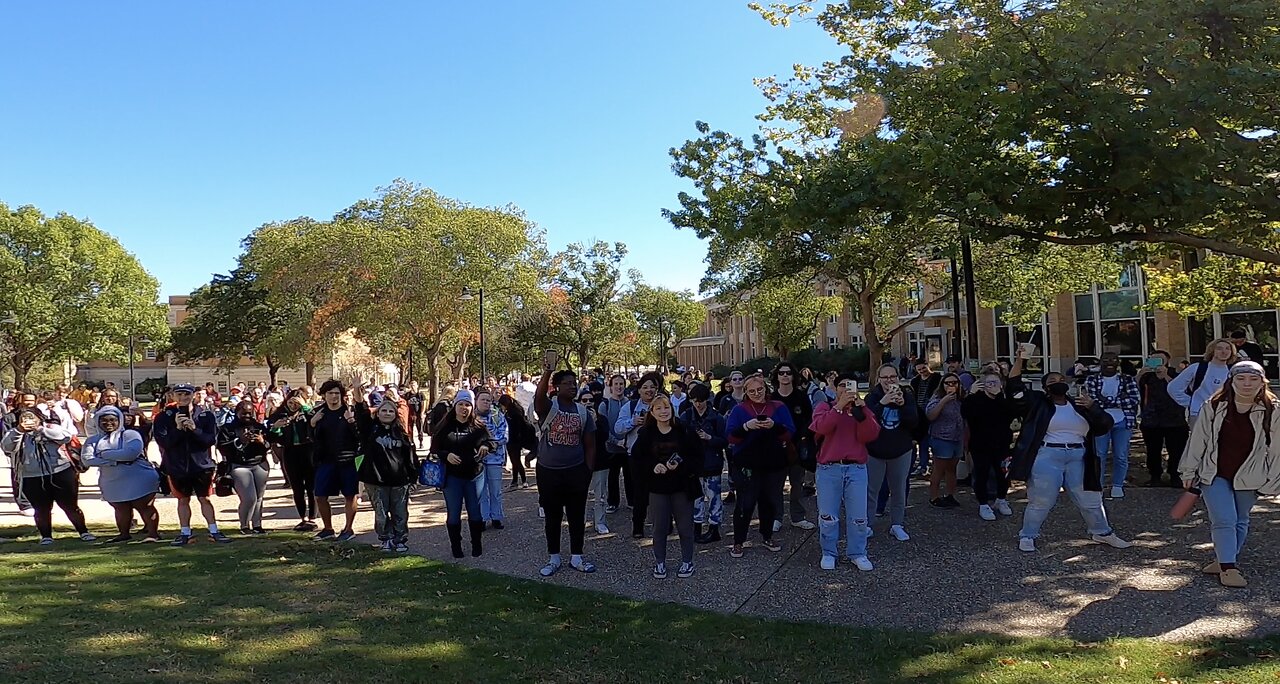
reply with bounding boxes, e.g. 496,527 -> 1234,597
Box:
353,404 -> 417,487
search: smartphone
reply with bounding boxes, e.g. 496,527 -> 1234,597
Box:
542,349 -> 560,369
1144,357 -> 1163,369
842,380 -> 858,392
667,454 -> 683,467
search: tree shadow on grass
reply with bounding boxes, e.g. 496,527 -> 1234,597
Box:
1,537 -> 1279,684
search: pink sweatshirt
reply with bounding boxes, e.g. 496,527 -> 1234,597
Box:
810,401 -> 881,464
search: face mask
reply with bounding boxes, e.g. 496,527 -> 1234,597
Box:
1047,382 -> 1070,396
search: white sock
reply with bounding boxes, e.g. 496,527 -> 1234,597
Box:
208,523 -> 219,534
571,554 -> 583,567
549,553 -> 562,566
180,527 -> 192,536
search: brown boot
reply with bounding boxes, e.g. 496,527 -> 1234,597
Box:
1219,569 -> 1247,588
1202,561 -> 1221,575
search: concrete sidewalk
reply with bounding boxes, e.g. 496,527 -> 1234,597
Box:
3,454 -> 1278,642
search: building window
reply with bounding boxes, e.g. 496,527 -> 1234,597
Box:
828,336 -> 840,350
1215,309 -> 1279,378
907,332 -> 925,359
144,348 -> 157,361
849,335 -> 864,349
995,308 -> 1049,374
1074,264 -> 1151,367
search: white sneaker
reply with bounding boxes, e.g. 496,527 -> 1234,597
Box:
820,555 -> 836,571
978,505 -> 996,521
889,525 -> 909,541
80,532 -> 97,542
595,523 -> 610,535
791,519 -> 816,530
1018,537 -> 1036,552
852,555 -> 874,571
772,520 -> 782,533
865,527 -> 874,539
994,499 -> 1013,516
538,507 -> 545,519
1110,486 -> 1125,499
39,537 -> 53,546
1091,533 -> 1132,549
19,508 -> 34,518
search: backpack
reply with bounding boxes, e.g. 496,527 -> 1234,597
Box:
62,434 -> 89,473
1184,362 -> 1211,398
539,399 -> 589,436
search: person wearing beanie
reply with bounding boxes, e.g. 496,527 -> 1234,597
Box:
430,388 -> 494,559
1180,361 -> 1280,588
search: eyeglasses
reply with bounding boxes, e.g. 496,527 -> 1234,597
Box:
878,375 -> 899,380
942,380 -> 960,386
691,398 -> 706,403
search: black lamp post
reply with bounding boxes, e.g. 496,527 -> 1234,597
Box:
461,287 -> 486,382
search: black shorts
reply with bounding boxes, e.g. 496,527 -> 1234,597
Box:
169,469 -> 215,499
315,461 -> 359,498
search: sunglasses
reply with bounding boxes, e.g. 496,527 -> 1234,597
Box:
777,370 -> 793,376
943,380 -> 960,386
578,398 -> 594,405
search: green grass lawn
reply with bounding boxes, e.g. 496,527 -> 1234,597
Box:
1,530 -> 1277,684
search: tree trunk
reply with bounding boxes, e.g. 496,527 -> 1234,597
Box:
304,360 -> 316,387
856,291 -> 885,371
11,353 -> 34,392
267,355 -> 280,386
425,352 -> 440,406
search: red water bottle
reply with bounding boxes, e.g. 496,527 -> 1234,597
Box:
1170,486 -> 1202,520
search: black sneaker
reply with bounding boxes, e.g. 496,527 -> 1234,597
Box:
941,495 -> 961,508
209,531 -> 232,543
252,527 -> 266,535
697,527 -> 722,544
170,534 -> 193,547
492,520 -> 504,530
239,527 -> 254,536
930,498 -> 946,508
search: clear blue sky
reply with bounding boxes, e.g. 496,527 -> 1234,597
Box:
1,2 -> 841,298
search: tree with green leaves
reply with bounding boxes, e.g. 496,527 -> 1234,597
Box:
740,276 -> 843,359
749,0 -> 1280,302
624,277 -> 707,369
540,241 -> 637,370
667,130 -> 955,362
0,203 -> 169,390
972,241 -> 1126,330
169,264 -> 304,386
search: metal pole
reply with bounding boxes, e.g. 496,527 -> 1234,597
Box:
478,288 -> 487,382
407,347 -> 414,382
128,336 -> 135,400
949,254 -> 963,358
961,233 -> 980,364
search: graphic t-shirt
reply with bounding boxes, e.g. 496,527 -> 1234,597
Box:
538,400 -> 596,469
1099,375 -> 1125,425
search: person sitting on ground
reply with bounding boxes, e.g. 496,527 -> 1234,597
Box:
1179,361 -> 1280,588
84,406 -> 161,543
154,384 -> 231,546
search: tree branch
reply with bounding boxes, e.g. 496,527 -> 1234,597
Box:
881,289 -> 953,341
1001,227 -> 1280,265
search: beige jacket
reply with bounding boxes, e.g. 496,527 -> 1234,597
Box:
1179,400 -> 1280,496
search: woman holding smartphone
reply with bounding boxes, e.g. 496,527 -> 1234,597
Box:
1179,361 -> 1280,588
631,395 -> 703,578
925,373 -> 966,508
724,375 -> 796,557
216,401 -> 272,535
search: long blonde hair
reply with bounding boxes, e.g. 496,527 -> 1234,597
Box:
1202,338 -> 1236,363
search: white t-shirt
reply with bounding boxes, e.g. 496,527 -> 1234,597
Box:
1044,403 -> 1090,444
1099,375 -> 1125,425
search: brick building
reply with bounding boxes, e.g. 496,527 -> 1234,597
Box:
676,264 -> 1279,378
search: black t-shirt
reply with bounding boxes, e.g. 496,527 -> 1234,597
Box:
405,392 -> 425,416
771,386 -> 813,444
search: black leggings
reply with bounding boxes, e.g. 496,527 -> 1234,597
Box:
971,449 -> 1011,505
10,467 -> 30,511
537,463 -> 589,555
1143,426 -> 1189,479
607,452 -> 630,508
508,446 -> 527,485
282,446 -> 316,519
22,468 -> 89,538
732,466 -> 785,545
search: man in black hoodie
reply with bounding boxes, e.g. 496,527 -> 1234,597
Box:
769,361 -> 815,531
155,384 -> 231,546
310,379 -> 362,542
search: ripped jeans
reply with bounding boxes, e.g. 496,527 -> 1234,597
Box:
816,462 -> 869,559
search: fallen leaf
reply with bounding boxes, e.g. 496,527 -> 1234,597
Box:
1118,655 -> 1129,670
1040,661 -> 1052,669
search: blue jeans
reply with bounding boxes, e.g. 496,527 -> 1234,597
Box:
695,475 -> 723,526
444,472 -> 484,526
1093,424 -> 1132,489
817,463 -> 868,559
1019,447 -> 1112,540
1201,477 -> 1258,564
479,463 -> 505,522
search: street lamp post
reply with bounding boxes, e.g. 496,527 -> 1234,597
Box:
461,287 -> 486,382
657,318 -> 670,374
128,335 -> 151,400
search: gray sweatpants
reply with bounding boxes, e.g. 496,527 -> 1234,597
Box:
366,483 -> 410,543
866,450 -> 912,528
231,464 -> 270,528
650,490 -> 695,565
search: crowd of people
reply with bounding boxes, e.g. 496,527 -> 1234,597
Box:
3,333 -> 1277,588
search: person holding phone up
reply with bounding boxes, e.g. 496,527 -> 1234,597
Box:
724,375 -> 796,558
810,375 -> 881,571
154,384 -> 231,546
631,395 -> 703,579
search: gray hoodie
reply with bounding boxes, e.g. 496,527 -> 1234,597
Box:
84,406 -> 156,503
1,413 -> 74,478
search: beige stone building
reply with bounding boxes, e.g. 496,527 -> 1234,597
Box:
677,264 -> 1278,377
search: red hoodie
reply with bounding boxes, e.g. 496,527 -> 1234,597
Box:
810,401 -> 881,464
